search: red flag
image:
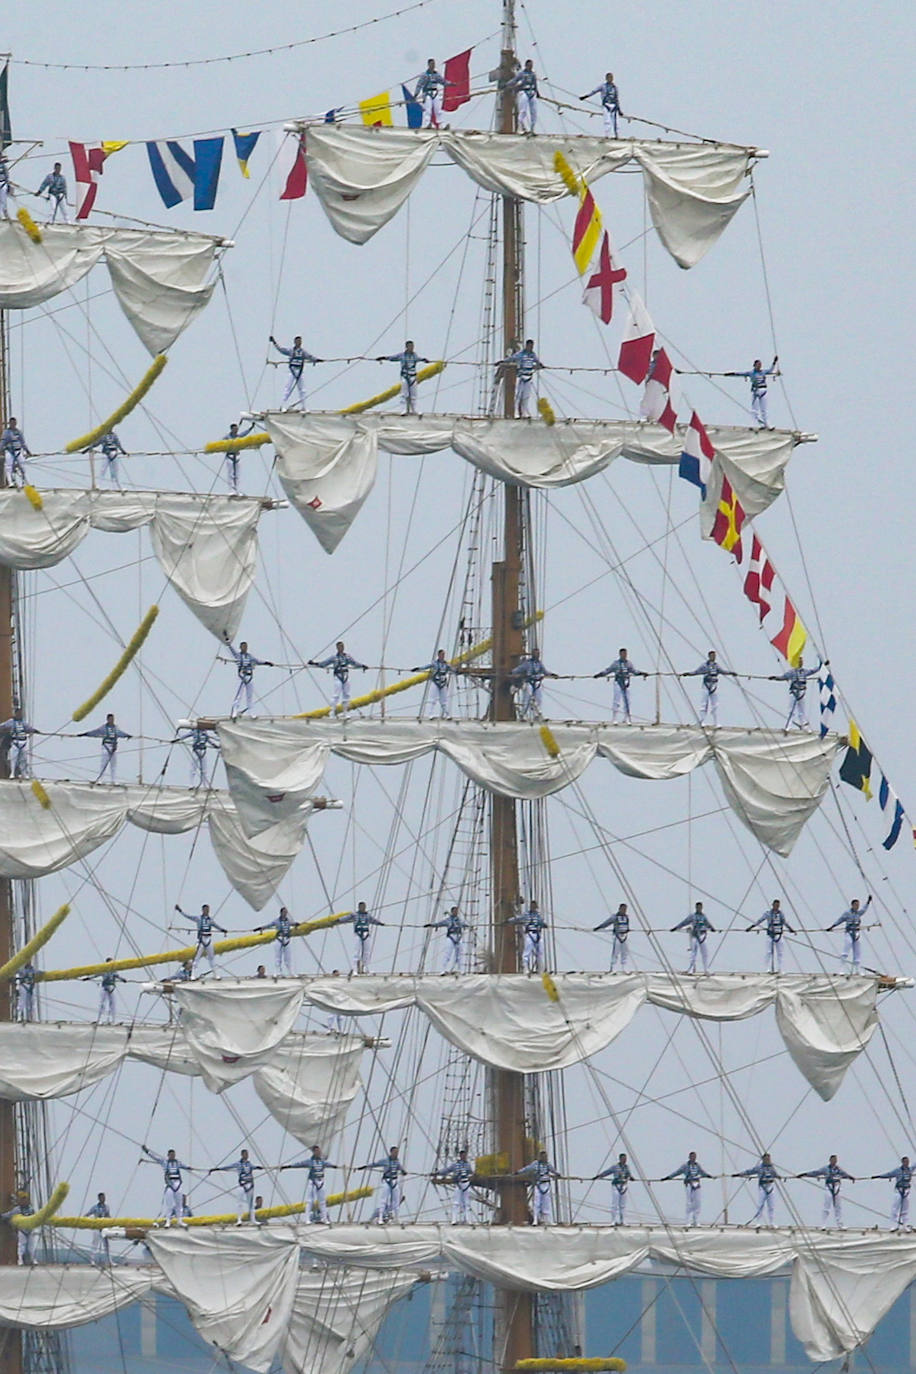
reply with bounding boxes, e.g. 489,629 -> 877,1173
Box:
69,141 -> 107,220
769,594 -> 807,665
640,347 -> 677,433
710,474 -> 746,562
743,534 -> 775,623
279,135 -> 307,201
617,292 -> 655,383
583,232 -> 626,324
442,49 -> 471,112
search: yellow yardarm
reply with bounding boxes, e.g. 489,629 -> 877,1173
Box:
0,904 -> 70,982
65,354 -> 167,453
11,1182 -> 70,1230
23,484 -> 43,510
71,605 -> 159,721
203,431 -> 270,453
16,207 -> 42,243
30,778 -> 51,809
340,360 -> 445,415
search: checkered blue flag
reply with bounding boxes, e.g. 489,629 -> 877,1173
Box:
818,668 -> 837,738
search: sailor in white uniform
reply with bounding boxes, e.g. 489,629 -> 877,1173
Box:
37,163 -> 69,221
507,60 -> 539,133
86,1192 -> 111,1264
0,710 -> 37,778
310,642 -> 368,711
595,649 -> 647,724
142,1145 -> 193,1226
595,1152 -> 633,1225
254,906 -> 295,976
726,357 -> 780,428
95,430 -> 126,488
579,73 -> 624,137
361,1147 -> 407,1223
412,649 -> 457,717
281,1145 -> 339,1224
425,906 -> 467,973
517,1150 -> 559,1225
1,419 -> 31,488
769,656 -> 823,730
872,1157 -> 913,1230
734,1152 -> 781,1226
439,1149 -> 474,1224
498,339 -> 543,418
79,713 -> 132,783
269,334 -> 322,410
509,900 -> 548,974
747,899 -> 795,974
594,903 -> 631,972
798,1155 -> 854,1228
341,902 -> 384,974
220,421 -> 255,494
94,959 -> 128,1024
414,60 -> 455,128
671,903 -> 715,975
175,902 -> 227,975
826,895 -> 872,970
376,343 -> 430,415
2,1193 -> 37,1265
662,1152 -> 712,1226
16,963 -> 37,1022
173,725 -> 220,789
680,650 -> 735,727
510,649 -> 557,719
208,1148 -> 261,1224
224,636 -> 274,718
0,154 -> 10,218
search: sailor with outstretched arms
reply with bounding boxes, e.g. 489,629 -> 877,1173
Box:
506,59 -> 539,133
309,641 -> 368,712
747,898 -> 795,974
510,647 -> 557,719
579,72 -> 625,137
1,417 -> 31,488
734,1152 -> 781,1226
509,899 -> 548,974
173,724 -> 220,789
86,1192 -> 111,1264
93,958 -> 128,1024
341,901 -> 384,974
826,895 -> 872,970
872,1156 -> 913,1230
671,902 -> 716,975
680,649 -> 735,728
425,905 -> 467,973
37,162 -> 68,221
94,430 -> 127,488
269,334 -> 322,410
769,655 -> 824,730
414,59 -> 455,127
79,712 -> 132,784
595,648 -> 647,725
15,962 -> 37,1022
661,1151 -> 712,1225
412,648 -> 456,718
360,1146 -> 407,1223
725,356 -> 780,429
223,635 -> 274,718
1,1192 -> 36,1264
219,420 -> 255,494
142,1145 -> 193,1226
516,1150 -> 559,1225
438,1148 -> 475,1224
798,1154 -> 854,1228
594,903 -> 632,972
376,341 -> 430,415
0,708 -> 37,778
497,338 -> 543,418
254,905 -> 296,976
281,1144 -> 338,1223
208,1147 -> 262,1224
594,1152 -> 634,1225
175,902 -> 227,974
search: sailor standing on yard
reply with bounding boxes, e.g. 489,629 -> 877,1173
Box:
516,1150 -> 559,1225
414,59 -> 455,127
725,357 -> 780,429
254,905 -> 296,976
507,59 -> 539,133
872,1157 -> 913,1230
376,342 -> 430,415
224,635 -> 274,718
594,1152 -> 633,1226
37,162 -> 68,221
747,899 -> 795,974
662,1152 -> 712,1226
94,959 -> 127,1024
826,895 -> 872,970
208,1148 -> 261,1225
511,647 -> 557,719
0,153 -> 10,217
508,900 -> 548,974
309,642 -> 368,712
90,430 -> 127,489
175,902 -> 227,975
680,650 -> 735,728
671,902 -> 715,975
173,724 -> 220,790
86,1193 -> 111,1265
425,906 -> 467,973
360,1146 -> 407,1223
579,73 -> 624,137
798,1155 -> 854,1228
595,648 -> 647,725
0,709 -> 37,778
497,338 -> 543,418
141,1145 -> 193,1226
769,656 -> 823,730
412,649 -> 457,718
79,713 -> 132,783
269,334 -> 322,410
15,963 -> 37,1022
594,903 -> 631,972
1,418 -> 30,488
281,1145 -> 338,1223
734,1152 -> 781,1227
341,901 -> 384,974
439,1148 -> 474,1224
220,420 -> 255,494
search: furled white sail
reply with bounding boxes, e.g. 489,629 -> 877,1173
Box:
0,222 -> 220,353
0,1024 -> 132,1100
0,780 -> 322,910
147,1228 -> 301,1374
303,127 -> 757,267
0,490 -> 263,641
217,721 -> 839,857
173,980 -> 306,1092
264,413 -> 799,551
253,1036 -> 363,1146
281,1269 -> 419,1374
302,973 -> 880,1099
0,1265 -> 158,1328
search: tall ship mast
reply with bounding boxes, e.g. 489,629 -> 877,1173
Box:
0,7 -> 913,1374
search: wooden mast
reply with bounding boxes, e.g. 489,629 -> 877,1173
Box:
0,296 -> 23,1374
490,2 -> 534,1368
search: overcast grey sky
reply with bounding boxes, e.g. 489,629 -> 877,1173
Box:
3,0 -> 916,1251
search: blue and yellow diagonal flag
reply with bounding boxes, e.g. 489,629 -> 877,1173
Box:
231,129 -> 261,179
839,719 -> 873,800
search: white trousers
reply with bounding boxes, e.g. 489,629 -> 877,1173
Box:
685,1184 -> 701,1226
751,390 -> 769,427
232,677 -> 254,717
98,988 -> 116,1024
48,195 -> 69,222
4,453 -> 24,487
523,933 -> 542,973
532,1184 -> 551,1224
422,95 -> 442,128
193,939 -> 216,974
190,751 -> 210,789
603,107 -> 619,137
307,1180 -> 328,1223
17,987 -> 33,1021
19,1230 -> 36,1265
161,1186 -> 182,1222
104,455 -> 122,488
443,938 -> 462,973
225,454 -> 239,493
892,1191 -> 910,1228
92,1230 -> 109,1264
428,683 -> 449,717
452,1183 -> 470,1224
753,1185 -> 776,1225
11,741 -> 28,778
0,184 -> 7,216
610,937 -> 629,972
822,1191 -> 843,1227
612,682 -> 632,723
332,675 -> 352,709
786,694 -> 809,729
516,375 -> 533,417
699,688 -> 718,726
237,1186 -> 255,1222
354,936 -> 370,973
767,937 -> 784,974
96,746 -> 117,782
327,1012 -> 344,1033
843,932 -> 861,969
275,942 -> 292,976
517,92 -> 537,132
688,937 -> 710,974
375,1181 -> 400,1222
612,1188 -> 627,1225
519,682 -> 542,718
400,378 -> 419,414
282,371 -> 307,409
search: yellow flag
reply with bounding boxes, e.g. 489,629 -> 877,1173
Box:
101,141 -> 129,158
360,91 -> 393,128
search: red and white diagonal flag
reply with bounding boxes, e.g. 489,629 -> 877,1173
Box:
69,141 -> 127,220
742,534 -> 776,623
583,230 -> 627,325
639,346 -> 678,433
617,292 -> 655,383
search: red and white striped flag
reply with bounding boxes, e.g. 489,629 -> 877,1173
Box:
617,292 -> 655,383
742,534 -> 776,623
640,346 -> 677,433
